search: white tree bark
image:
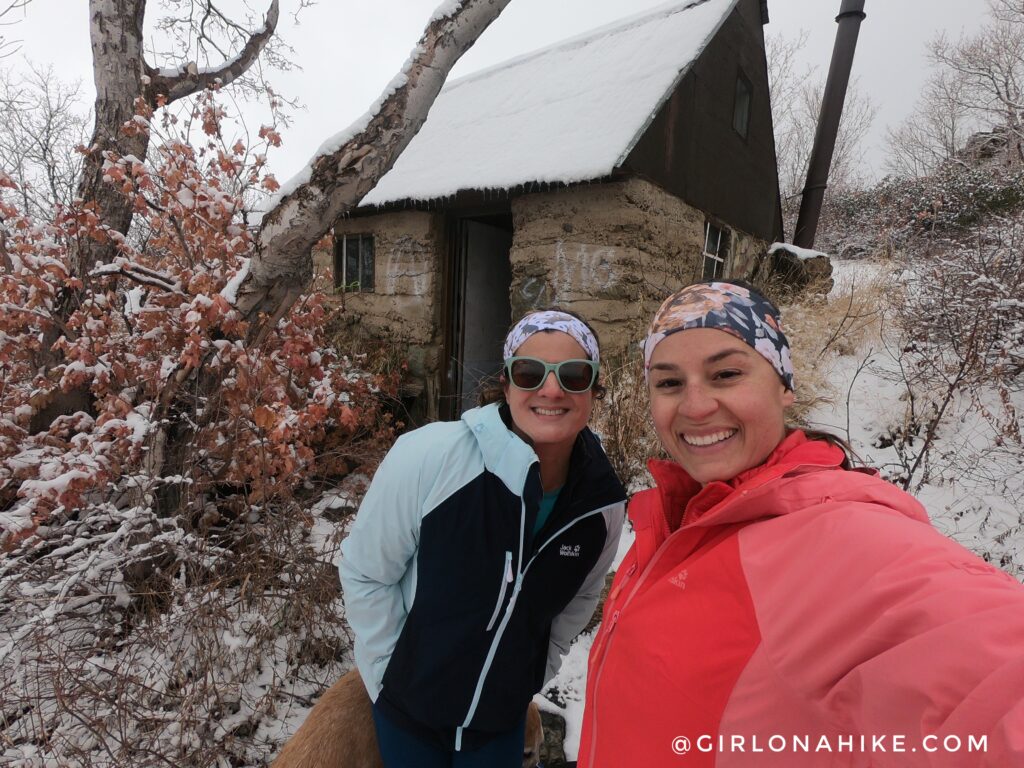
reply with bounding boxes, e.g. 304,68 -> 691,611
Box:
234,0 -> 512,327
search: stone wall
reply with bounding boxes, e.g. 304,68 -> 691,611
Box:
729,228 -> 764,279
509,178 -> 768,358
319,211 -> 445,416
317,180 -> 769,418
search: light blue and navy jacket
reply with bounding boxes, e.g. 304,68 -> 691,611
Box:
338,402 -> 626,751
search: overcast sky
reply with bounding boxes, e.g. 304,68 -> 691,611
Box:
6,0 -> 991,184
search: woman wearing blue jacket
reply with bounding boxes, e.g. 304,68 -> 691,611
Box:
338,309 -> 627,768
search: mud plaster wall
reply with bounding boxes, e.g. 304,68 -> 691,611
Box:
509,178 -> 767,359
320,211 -> 444,390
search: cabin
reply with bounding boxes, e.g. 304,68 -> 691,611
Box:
319,0 -> 783,421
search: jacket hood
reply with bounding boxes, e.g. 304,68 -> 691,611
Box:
637,431 -> 929,536
461,402 -> 538,496
461,403 -> 626,505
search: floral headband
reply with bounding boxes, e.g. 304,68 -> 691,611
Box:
643,282 -> 794,390
503,310 -> 600,363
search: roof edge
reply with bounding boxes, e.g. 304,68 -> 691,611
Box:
612,0 -> 741,170
356,175 -> 623,214
442,0 -> 732,96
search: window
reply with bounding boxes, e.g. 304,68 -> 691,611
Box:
701,221 -> 730,280
334,234 -> 374,292
733,71 -> 752,139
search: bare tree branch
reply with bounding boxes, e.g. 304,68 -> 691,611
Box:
886,70 -> 977,177
0,0 -> 30,58
920,7 -> 1024,167
767,30 -> 877,230
145,0 -> 279,104
235,0 -> 512,323
90,260 -> 185,294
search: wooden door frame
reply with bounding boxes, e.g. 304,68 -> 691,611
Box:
438,208 -> 514,421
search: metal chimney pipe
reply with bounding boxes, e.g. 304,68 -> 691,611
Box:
792,0 -> 866,248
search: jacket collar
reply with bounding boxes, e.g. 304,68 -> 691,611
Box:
461,402 -> 538,496
460,402 -> 625,506
644,431 -> 849,533
629,431 -> 930,573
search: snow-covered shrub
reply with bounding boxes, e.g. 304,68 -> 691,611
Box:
900,222 -> 1024,378
805,217 -> 1023,579
0,90 -> 399,766
815,166 -> 1024,258
889,218 -> 1024,487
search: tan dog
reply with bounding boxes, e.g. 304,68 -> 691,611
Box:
272,668 -> 544,768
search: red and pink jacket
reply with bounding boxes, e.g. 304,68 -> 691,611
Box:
579,432 -> 1024,767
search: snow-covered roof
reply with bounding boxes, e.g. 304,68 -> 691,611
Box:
361,0 -> 740,207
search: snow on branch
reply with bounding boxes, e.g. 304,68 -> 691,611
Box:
91,258 -> 185,294
145,0 -> 280,105
237,0 -> 511,321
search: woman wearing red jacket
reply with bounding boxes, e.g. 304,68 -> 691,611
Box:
579,280 -> 1024,767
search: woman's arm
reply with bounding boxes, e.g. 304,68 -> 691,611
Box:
337,435 -> 426,701
544,501 -> 625,685
741,500 -> 1024,766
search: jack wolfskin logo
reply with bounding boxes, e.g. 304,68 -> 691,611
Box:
559,544 -> 581,558
669,569 -> 688,590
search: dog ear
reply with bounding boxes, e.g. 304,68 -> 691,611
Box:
522,701 -> 544,768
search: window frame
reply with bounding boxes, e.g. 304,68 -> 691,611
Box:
701,220 -> 731,280
334,233 -> 375,293
732,69 -> 753,140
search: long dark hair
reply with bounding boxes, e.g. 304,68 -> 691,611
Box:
796,428 -> 857,469
477,307 -> 607,407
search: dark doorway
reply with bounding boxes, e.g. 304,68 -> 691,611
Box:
443,215 -> 513,419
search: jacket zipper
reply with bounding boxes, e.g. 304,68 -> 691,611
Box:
456,485 -> 622,749
486,551 -> 514,632
587,559 -> 636,691
456,484 -> 530,751
588,540 -> 687,762
587,462 -> 842,760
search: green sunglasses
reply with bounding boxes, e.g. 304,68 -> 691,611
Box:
504,356 -> 599,393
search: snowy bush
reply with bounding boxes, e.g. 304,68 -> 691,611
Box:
815,166 -> 1024,259
805,201 -> 1024,578
0,90 -> 399,766
887,217 -> 1024,490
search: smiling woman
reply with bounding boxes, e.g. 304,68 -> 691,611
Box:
647,328 -> 794,484
578,280 -> 1024,768
338,308 -> 625,768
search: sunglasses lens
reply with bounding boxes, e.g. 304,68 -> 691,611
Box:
509,359 -> 546,390
557,361 -> 595,392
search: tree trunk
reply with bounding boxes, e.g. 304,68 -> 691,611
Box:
74,0 -> 149,279
43,0 -> 279,365
234,0 -> 512,330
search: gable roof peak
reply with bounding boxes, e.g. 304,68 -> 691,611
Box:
362,0 -> 741,207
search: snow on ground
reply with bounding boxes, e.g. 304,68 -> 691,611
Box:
804,258 -> 1024,579
539,627 -> 598,763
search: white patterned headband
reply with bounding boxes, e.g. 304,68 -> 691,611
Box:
503,311 -> 600,363
643,282 -> 794,390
